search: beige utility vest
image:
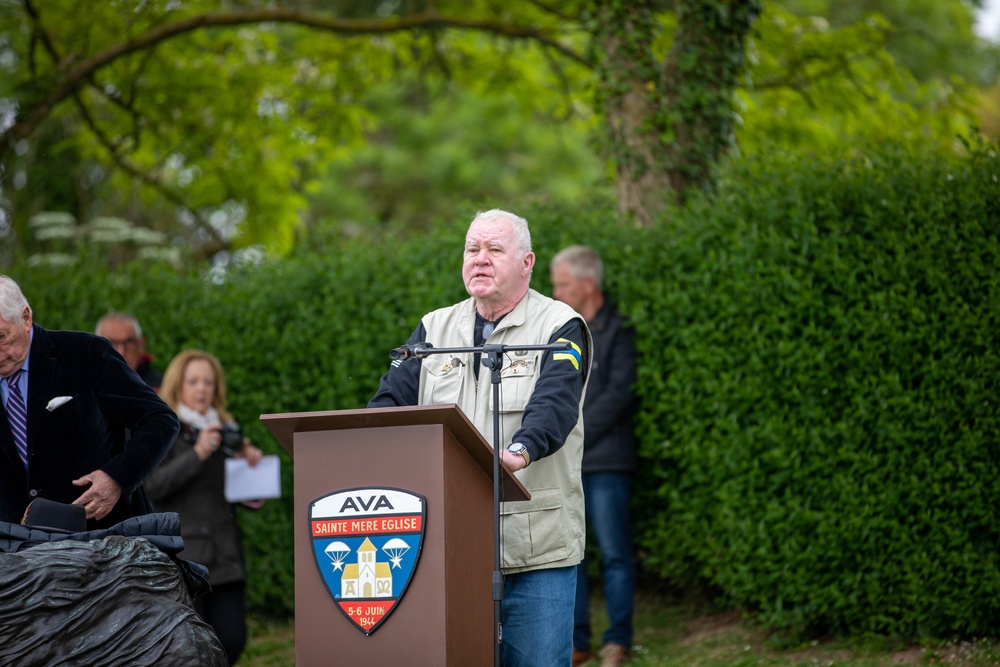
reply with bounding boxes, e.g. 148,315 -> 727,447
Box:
418,289 -> 591,572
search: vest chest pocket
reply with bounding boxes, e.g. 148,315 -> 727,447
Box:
498,356 -> 537,413
422,358 -> 466,405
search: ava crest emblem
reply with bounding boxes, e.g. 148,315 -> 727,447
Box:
309,487 -> 426,635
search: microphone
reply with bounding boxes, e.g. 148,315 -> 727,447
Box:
389,342 -> 433,361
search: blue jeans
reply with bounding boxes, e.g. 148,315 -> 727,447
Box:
502,566 -> 576,667
574,472 -> 636,650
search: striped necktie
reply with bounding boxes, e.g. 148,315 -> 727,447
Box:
6,368 -> 28,467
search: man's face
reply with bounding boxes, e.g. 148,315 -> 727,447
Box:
550,262 -> 592,314
96,319 -> 145,371
462,217 -> 534,307
0,307 -> 32,379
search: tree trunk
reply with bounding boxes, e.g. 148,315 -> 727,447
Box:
595,0 -> 762,225
593,0 -> 672,226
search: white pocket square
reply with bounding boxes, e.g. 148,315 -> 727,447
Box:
45,396 -> 74,412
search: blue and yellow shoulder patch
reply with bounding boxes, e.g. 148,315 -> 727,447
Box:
552,338 -> 582,370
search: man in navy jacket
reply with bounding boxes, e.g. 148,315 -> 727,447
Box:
0,276 -> 178,530
551,247 -> 638,667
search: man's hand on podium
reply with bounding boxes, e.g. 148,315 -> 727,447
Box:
499,448 -> 528,472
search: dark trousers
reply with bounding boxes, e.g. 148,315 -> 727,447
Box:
195,581 -> 247,665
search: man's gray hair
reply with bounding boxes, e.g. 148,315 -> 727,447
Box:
96,311 -> 143,339
551,245 -> 604,290
471,209 -> 533,258
0,275 -> 31,324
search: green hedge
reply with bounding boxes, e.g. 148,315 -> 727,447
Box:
628,140 -> 1000,638
10,140 -> 1000,639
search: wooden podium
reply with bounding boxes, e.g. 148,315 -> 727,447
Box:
260,404 -> 529,667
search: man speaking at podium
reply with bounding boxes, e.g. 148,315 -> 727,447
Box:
369,209 -> 592,667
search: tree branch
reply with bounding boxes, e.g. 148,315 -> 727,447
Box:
22,0 -> 61,67
71,87 -> 226,250
2,8 -> 590,150
752,42 -> 887,95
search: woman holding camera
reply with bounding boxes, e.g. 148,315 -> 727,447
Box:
145,349 -> 262,665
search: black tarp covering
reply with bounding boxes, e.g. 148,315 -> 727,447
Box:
0,515 -> 227,666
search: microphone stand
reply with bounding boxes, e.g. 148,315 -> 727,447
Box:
398,339 -> 571,667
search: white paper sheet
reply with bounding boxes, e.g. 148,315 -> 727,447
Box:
224,455 -> 282,502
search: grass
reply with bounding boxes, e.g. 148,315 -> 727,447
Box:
241,595 -> 1000,666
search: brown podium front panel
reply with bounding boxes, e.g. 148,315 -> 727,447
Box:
260,405 -> 529,666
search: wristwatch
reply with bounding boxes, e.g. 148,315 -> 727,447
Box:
507,443 -> 531,467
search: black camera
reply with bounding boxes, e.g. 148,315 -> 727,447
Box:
218,423 -> 243,455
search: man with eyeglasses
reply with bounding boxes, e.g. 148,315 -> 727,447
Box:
96,312 -> 163,391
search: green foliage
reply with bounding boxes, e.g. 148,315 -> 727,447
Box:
668,0 -> 764,187
0,0 -> 601,259
739,6 -> 977,157
10,140 -> 1000,640
309,74 -> 606,229
775,0 -> 990,84
630,138 -> 1000,638
3,0 -> 991,262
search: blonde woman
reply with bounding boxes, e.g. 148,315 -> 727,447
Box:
145,349 -> 262,665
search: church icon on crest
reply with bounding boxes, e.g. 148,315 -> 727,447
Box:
341,538 -> 392,598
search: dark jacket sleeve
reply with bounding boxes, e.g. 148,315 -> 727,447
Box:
143,429 -> 205,503
88,334 -> 179,498
512,319 -> 587,462
368,324 -> 426,408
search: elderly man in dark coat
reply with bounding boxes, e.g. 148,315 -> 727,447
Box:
0,275 -> 178,530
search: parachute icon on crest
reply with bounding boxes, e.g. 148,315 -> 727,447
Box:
324,541 -> 351,572
382,538 -> 411,569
